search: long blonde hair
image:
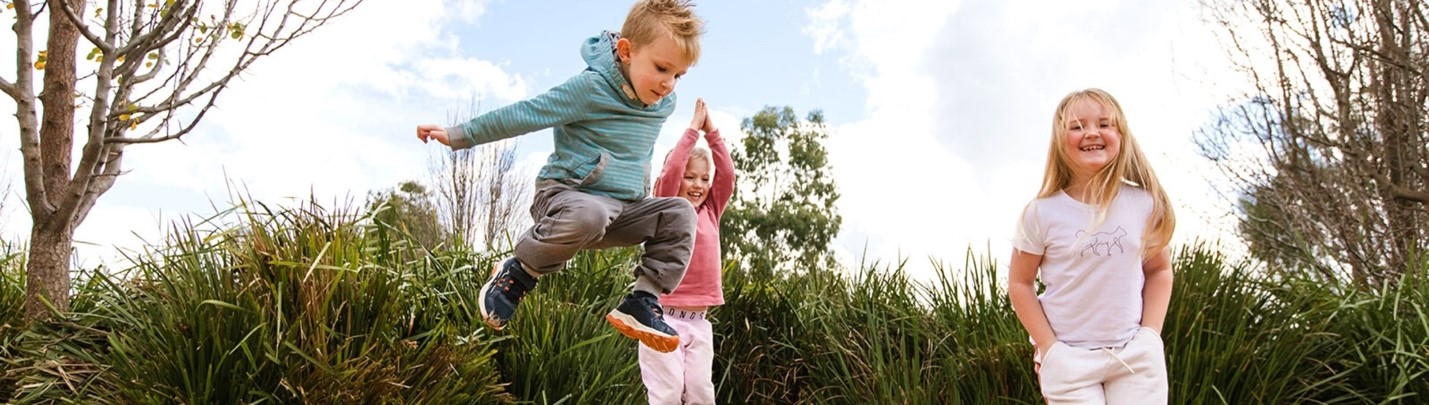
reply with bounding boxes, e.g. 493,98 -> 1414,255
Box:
1038,88 -> 1176,256
622,0 -> 705,65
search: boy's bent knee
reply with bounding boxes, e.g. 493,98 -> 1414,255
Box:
660,199 -> 697,235
658,198 -> 696,222
570,204 -> 617,228
652,196 -> 694,210
544,203 -> 617,242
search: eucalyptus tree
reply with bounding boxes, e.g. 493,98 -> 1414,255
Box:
723,106 -> 842,275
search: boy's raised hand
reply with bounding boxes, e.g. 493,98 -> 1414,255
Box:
689,98 -> 715,133
416,124 -> 451,146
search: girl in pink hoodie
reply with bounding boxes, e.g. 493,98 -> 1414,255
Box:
639,98 -> 735,404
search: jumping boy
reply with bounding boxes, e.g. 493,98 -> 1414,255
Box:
415,0 -> 706,353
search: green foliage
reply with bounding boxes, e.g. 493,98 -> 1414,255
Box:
802,259 -> 967,403
491,249 -> 646,404
0,200 -> 511,403
0,241 -> 27,400
1,203 -> 1426,403
368,180 -> 445,258
713,260 -> 818,403
1235,180 -> 1324,273
711,243 -> 1429,404
1300,256 -> 1429,403
722,106 -> 842,276
1163,243 -> 1344,403
710,252 -> 1037,404
924,253 -> 1041,403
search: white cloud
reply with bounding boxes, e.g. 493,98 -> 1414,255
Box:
448,0 -> 492,23
807,0 -> 1243,281
803,0 -> 852,55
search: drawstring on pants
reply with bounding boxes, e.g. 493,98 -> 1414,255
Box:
1101,347 -> 1136,374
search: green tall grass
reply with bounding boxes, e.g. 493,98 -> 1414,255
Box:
705,243 -> 1428,404
1299,255 -> 1429,403
713,260 -> 816,403
711,250 -> 1038,404
925,251 -> 1040,403
491,248 -> 646,404
2,201 -> 511,403
2,204 -> 1427,403
0,240 -> 28,400
1163,243 -> 1344,403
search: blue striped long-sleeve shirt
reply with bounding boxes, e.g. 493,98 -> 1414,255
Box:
444,31 -> 676,202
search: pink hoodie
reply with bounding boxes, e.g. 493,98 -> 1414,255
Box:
653,128 -> 735,307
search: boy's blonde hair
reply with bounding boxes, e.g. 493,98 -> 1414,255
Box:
1038,88 -> 1176,256
622,0 -> 705,64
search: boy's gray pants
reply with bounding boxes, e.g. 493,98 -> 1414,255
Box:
514,181 -> 697,294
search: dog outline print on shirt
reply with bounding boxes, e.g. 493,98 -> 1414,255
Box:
1075,227 -> 1127,257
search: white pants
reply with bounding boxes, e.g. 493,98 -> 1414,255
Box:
639,309 -> 715,404
1036,327 -> 1168,404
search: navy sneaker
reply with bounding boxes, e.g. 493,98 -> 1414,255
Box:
605,291 -> 680,353
478,258 -> 538,330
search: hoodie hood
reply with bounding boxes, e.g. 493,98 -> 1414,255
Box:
582,30 -> 667,110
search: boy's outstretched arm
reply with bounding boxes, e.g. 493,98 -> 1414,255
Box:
418,75 -> 598,150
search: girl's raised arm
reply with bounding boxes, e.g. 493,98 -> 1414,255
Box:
707,129 -> 735,216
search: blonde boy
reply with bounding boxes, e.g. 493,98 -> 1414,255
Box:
415,0 -> 706,353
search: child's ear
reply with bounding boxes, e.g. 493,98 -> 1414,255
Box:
616,37 -> 633,62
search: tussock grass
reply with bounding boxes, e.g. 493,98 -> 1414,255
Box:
0,207 -> 1424,404
1,200 -> 511,403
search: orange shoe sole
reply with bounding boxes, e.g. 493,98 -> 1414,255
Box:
605,313 -> 679,353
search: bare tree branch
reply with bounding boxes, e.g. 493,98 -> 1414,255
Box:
0,79 -> 16,99
1197,0 -> 1428,285
430,99 -> 531,250
11,0 -> 50,215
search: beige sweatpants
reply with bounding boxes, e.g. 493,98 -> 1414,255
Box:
515,181 -> 696,294
1035,327 -> 1169,404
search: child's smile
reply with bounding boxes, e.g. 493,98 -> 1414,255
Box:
1062,98 -> 1122,175
679,157 -> 711,207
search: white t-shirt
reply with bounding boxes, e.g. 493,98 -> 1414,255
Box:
1013,185 -> 1154,348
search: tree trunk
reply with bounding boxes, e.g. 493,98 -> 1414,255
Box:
38,0 -> 81,202
24,226 -> 74,318
25,0 -> 86,319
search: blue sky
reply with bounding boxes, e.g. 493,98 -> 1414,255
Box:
0,0 -> 1246,280
452,0 -> 869,123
